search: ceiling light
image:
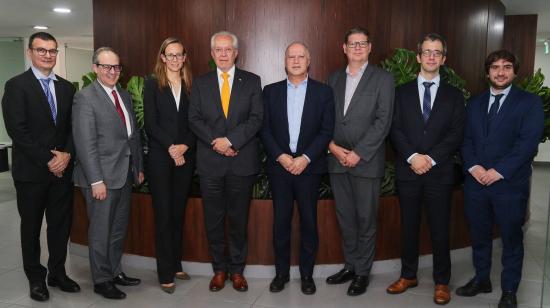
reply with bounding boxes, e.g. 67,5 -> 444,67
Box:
53,8 -> 71,13
33,25 -> 49,30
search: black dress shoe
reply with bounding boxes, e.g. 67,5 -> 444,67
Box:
113,272 -> 141,286
47,274 -> 81,292
455,278 -> 492,296
326,268 -> 355,285
269,274 -> 290,292
301,276 -> 316,295
347,275 -> 369,296
498,291 -> 517,308
30,281 -> 49,302
94,281 -> 126,299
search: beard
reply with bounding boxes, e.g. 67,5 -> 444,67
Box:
489,78 -> 513,91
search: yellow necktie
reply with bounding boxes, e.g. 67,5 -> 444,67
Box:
221,72 -> 230,118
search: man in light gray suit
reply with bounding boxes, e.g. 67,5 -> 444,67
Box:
72,47 -> 144,300
325,27 -> 395,296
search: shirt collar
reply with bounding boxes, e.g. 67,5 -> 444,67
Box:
490,84 -> 512,97
417,73 -> 440,87
287,76 -> 308,88
97,79 -> 117,93
31,65 -> 57,81
217,65 -> 236,78
345,62 -> 368,76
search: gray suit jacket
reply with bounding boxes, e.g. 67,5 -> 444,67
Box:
72,80 -> 143,189
327,64 -> 395,178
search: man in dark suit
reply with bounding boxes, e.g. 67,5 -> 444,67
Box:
457,50 -> 544,308
261,42 -> 334,295
73,47 -> 144,300
1,32 -> 80,302
326,27 -> 395,296
387,33 -> 465,305
188,31 -> 263,292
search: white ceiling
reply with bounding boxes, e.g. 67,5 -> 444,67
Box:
0,0 -> 93,49
0,0 -> 548,48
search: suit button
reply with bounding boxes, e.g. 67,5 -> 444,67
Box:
423,131 -> 426,134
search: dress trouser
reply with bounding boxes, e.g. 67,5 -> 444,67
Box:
329,173 -> 380,276
199,172 -> 255,274
15,179 -> 73,283
82,172 -> 132,284
148,149 -> 193,284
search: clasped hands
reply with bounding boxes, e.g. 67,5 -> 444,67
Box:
211,137 -> 237,157
471,166 -> 502,186
168,144 -> 188,166
329,141 -> 360,167
278,154 -> 309,175
410,154 -> 433,175
47,150 -> 70,178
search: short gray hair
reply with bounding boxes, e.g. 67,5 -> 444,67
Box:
285,41 -> 310,59
92,47 -> 118,64
210,31 -> 239,49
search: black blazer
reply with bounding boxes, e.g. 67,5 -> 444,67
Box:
261,78 -> 334,175
143,78 -> 195,161
390,79 -> 465,183
188,68 -> 263,177
1,68 -> 75,182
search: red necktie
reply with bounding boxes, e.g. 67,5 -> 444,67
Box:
111,90 -> 127,129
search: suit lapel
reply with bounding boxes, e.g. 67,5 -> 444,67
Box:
334,70 -> 347,117
478,91 -> 491,137
227,69 -> 244,121
53,78 -> 66,125
425,82 -> 444,126
296,79 -> 314,152
208,71 -> 225,120
487,86 -> 519,139
119,86 -> 136,134
93,81 -> 128,134
345,65 -> 374,118
278,81 -> 291,150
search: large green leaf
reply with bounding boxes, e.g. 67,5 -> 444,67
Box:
516,68 -> 550,142
381,48 -> 418,87
126,76 -> 145,129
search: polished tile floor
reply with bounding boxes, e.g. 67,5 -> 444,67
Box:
0,166 -> 548,308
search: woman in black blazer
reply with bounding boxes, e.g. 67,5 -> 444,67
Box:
144,37 -> 195,293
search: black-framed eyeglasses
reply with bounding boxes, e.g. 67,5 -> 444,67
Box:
31,48 -> 59,56
346,41 -> 370,48
95,63 -> 123,72
164,53 -> 186,61
420,50 -> 444,58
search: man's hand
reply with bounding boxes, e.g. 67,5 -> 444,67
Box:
288,155 -> 309,175
138,172 -> 145,185
174,156 -> 185,166
223,148 -> 238,157
480,168 -> 502,186
329,141 -> 350,166
277,154 -> 294,170
92,183 -> 107,200
168,144 -> 188,159
343,151 -> 361,167
211,137 -> 231,155
470,165 -> 487,185
48,150 -> 71,173
410,154 -> 432,175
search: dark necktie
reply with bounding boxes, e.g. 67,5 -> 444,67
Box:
488,94 -> 503,125
111,90 -> 127,129
40,78 -> 57,124
422,81 -> 434,124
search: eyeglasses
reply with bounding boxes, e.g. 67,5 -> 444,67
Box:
420,50 -> 444,58
213,47 -> 235,55
95,63 -> 123,72
346,41 -> 370,48
164,53 -> 186,61
31,48 -> 59,56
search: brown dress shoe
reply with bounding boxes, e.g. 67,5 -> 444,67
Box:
209,271 -> 227,292
386,277 -> 418,294
175,272 -> 190,280
434,284 -> 450,305
230,274 -> 248,292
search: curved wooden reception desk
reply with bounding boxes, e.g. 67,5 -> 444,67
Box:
70,189 -> 470,264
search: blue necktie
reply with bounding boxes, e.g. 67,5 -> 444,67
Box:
488,94 -> 503,122
40,78 -> 57,124
422,81 -> 434,124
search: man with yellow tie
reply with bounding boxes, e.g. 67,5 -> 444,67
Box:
189,31 -> 263,292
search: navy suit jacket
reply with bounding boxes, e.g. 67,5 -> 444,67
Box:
461,85 -> 544,192
391,79 -> 465,183
261,78 -> 335,175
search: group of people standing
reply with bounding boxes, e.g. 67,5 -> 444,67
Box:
1,26 -> 544,308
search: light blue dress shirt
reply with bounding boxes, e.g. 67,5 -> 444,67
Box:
417,74 -> 440,112
488,84 -> 511,113
287,77 -> 308,153
31,65 -> 58,110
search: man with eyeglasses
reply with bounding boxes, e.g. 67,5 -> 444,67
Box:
387,33 -> 465,305
458,50 -> 543,308
1,32 -> 80,302
326,26 -> 395,296
72,47 -> 144,300
189,31 -> 262,292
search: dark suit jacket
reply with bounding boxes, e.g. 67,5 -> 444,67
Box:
327,65 -> 395,178
1,68 -> 75,182
461,85 -> 544,192
143,78 -> 195,162
261,78 -> 335,175
188,68 -> 263,177
391,79 -> 465,183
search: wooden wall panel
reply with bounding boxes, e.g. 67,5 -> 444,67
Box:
388,0 -> 441,52
504,15 -> 538,80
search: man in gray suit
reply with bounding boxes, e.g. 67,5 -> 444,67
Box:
72,47 -> 144,300
326,27 -> 395,296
